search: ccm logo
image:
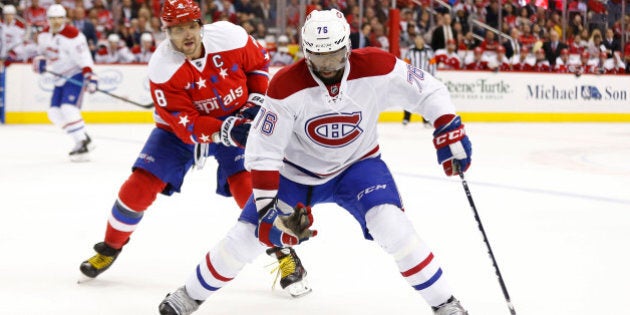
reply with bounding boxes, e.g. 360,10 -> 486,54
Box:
357,184 -> 387,200
434,128 -> 465,146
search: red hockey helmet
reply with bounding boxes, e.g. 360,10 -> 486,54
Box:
560,48 -> 569,55
160,0 -> 201,28
580,50 -> 589,58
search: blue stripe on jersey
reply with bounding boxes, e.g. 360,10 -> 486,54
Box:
196,265 -> 220,291
412,268 -> 443,291
111,201 -> 144,225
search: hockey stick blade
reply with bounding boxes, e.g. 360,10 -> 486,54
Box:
454,162 -> 517,315
45,70 -> 154,109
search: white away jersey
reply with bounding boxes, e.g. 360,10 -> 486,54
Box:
245,47 -> 457,185
36,24 -> 94,86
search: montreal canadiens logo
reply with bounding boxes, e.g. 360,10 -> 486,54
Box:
305,112 -> 363,148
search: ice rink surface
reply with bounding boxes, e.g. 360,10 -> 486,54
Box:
0,122 -> 629,315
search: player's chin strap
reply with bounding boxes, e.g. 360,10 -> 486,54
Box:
193,143 -> 209,170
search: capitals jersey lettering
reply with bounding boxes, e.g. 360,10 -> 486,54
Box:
245,48 -> 456,186
148,21 -> 270,145
36,25 -> 94,86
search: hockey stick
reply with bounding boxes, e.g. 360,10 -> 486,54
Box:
45,70 -> 154,109
455,163 -> 517,315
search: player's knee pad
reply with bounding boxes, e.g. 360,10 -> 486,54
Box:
365,204 -> 421,259
60,104 -> 83,121
227,171 -> 252,209
118,169 -> 166,212
216,221 -> 266,269
47,107 -> 66,128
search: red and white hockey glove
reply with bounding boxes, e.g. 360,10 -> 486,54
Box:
255,200 -> 317,248
432,114 -> 472,176
213,116 -> 251,148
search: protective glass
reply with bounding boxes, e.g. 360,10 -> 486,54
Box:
305,47 -> 348,72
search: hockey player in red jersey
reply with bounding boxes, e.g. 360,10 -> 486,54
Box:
32,4 -> 98,161
159,9 -> 470,315
79,0 -> 309,296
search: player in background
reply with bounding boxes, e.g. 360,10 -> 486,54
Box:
402,34 -> 434,127
94,33 -> 135,63
464,46 -> 488,70
32,4 -> 98,161
132,32 -> 156,63
0,5 -> 26,64
510,46 -> 534,71
487,45 -> 511,72
434,38 -> 462,70
78,0 -> 309,298
158,9 -> 471,315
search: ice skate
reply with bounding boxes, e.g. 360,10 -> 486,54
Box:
159,286 -> 203,315
267,247 -> 312,297
79,242 -> 121,280
432,296 -> 468,315
69,134 -> 94,162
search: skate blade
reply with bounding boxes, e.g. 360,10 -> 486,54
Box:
77,274 -> 96,284
285,279 -> 312,298
69,153 -> 91,163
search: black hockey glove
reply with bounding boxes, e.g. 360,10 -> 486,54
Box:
213,116 -> 251,148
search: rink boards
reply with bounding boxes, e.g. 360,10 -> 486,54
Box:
2,63 -> 630,124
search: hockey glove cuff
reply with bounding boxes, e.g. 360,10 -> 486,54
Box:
236,93 -> 264,120
255,200 -> 317,248
84,73 -> 98,94
433,115 -> 472,176
32,56 -> 46,74
213,116 -> 251,148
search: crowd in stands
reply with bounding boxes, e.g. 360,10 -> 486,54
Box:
0,0 -> 629,74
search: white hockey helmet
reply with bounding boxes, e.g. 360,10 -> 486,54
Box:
47,4 -> 67,18
301,9 -> 350,74
301,9 -> 350,53
140,32 -> 153,42
3,4 -> 17,15
107,33 -> 120,42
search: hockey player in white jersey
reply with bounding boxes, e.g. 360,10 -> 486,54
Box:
159,9 -> 471,315
32,4 -> 98,161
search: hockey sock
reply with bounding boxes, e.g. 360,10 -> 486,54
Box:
60,104 -> 87,142
105,169 -> 166,249
184,221 -> 266,301
365,204 -> 454,307
227,171 -> 252,209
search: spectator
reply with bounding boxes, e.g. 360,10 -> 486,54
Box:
350,22 -> 371,49
602,27 -> 621,57
252,0 -> 275,28
72,7 -> 98,58
118,0 -> 139,26
23,0 -> 48,29
371,21 -> 389,51
479,30 -> 500,53
95,33 -> 135,63
543,29 -> 568,66
586,28 -> 604,57
519,23 -> 538,51
504,27 -> 520,59
431,12 -> 454,51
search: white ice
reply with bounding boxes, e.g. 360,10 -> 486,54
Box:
0,122 -> 629,315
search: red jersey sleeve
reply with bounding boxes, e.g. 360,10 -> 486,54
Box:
151,79 -> 222,145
